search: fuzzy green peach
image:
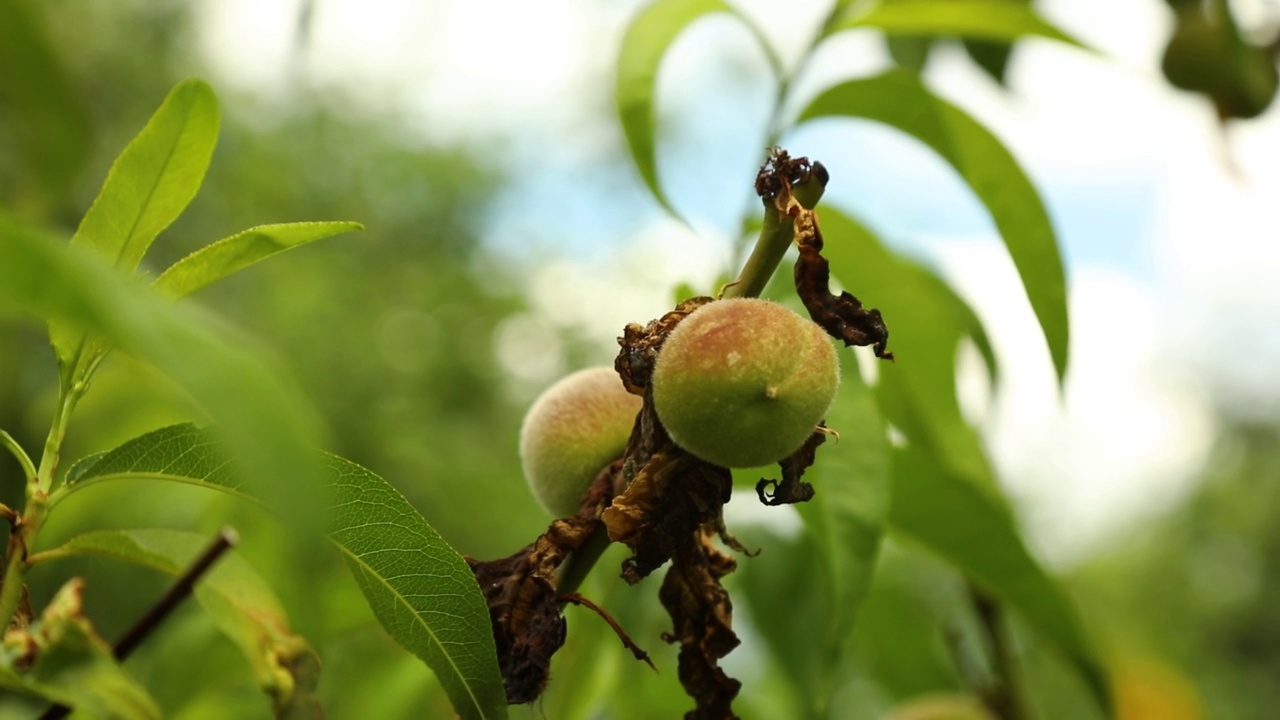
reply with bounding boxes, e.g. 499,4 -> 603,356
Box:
519,366 -> 642,517
651,298 -> 838,468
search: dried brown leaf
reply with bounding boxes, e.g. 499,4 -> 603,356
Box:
792,204 -> 893,360
756,425 -> 826,506
660,527 -> 741,720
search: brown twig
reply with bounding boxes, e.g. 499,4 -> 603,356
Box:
558,592 -> 657,672
39,527 -> 239,720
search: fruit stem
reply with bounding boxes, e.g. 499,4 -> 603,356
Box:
555,522 -> 611,598
723,170 -> 825,300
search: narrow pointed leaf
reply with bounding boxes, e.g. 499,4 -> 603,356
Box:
890,446 -> 1110,711
153,222 -> 363,298
821,208 -> 998,488
70,78 -> 219,272
327,454 -> 507,720
50,78 -> 219,364
48,529 -> 321,719
795,359 -> 890,661
799,70 -> 1069,382
1,212 -> 324,537
616,0 -> 731,217
59,424 -> 508,720
0,579 -> 159,719
829,0 -> 1085,47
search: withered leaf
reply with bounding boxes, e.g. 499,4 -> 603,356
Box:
792,205 -> 893,360
602,398 -> 732,584
660,527 -> 741,720
615,296 -> 714,395
756,425 -> 826,506
466,515 -> 597,704
754,148 -> 828,202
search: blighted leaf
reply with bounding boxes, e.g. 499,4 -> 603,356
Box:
828,0 -> 1086,48
52,424 -> 508,720
49,529 -> 321,719
725,149 -> 829,301
659,527 -> 741,719
789,193 -> 892,360
798,70 -> 1069,383
616,0 -> 731,217
0,579 -> 159,719
466,517 -> 597,704
153,222 -> 364,299
890,446 -> 1110,711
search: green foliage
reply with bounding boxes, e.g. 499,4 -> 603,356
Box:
828,0 -> 1084,46
43,529 -> 321,717
615,0 -> 733,219
56,424 -> 508,720
0,579 -> 159,719
153,222 -> 365,299
890,447 -> 1108,708
799,71 -> 1069,383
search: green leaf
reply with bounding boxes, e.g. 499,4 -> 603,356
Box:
153,222 -> 364,299
47,529 -> 321,719
70,78 -> 219,273
58,424 -> 509,720
325,453 -> 507,720
829,0 -> 1086,47
616,0 -> 732,217
889,445 -> 1110,711
795,359 -> 890,672
50,78 -> 219,366
0,579 -> 160,719
886,35 -> 935,72
798,69 -> 1070,383
820,208 -> 997,488
1,212 -> 324,535
964,37 -> 1016,84
61,423 -> 236,490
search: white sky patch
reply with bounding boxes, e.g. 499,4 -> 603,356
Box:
935,240 -> 1216,568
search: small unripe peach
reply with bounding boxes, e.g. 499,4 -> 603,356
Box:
519,366 -> 642,517
651,298 -> 838,468
883,695 -> 997,720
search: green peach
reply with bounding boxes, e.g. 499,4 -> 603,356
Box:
651,298 -> 838,468
519,366 -> 642,517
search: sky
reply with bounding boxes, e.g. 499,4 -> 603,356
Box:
192,0 -> 1280,567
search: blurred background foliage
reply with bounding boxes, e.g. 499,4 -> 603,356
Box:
1,0 -> 1278,718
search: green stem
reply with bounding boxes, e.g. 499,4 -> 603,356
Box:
555,526 -> 612,600
971,586 -> 1028,720
724,173 -> 825,299
1,431 -> 37,484
0,492 -> 46,632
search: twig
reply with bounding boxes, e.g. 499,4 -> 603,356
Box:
39,527 -> 239,720
559,592 -> 657,672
